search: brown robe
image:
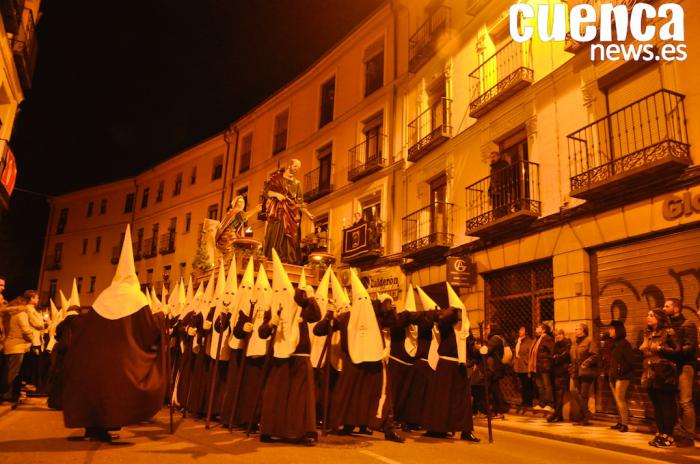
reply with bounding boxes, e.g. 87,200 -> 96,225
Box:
62,306 -> 166,429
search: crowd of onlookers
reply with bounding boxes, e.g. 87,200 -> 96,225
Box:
483,298 -> 697,448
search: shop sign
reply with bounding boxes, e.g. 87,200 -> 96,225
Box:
446,256 -> 477,287
662,190 -> 700,221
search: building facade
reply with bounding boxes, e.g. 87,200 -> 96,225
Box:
0,0 -> 40,213
40,0 -> 700,420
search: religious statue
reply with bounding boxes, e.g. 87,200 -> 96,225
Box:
260,159 -> 314,264
215,195 -> 261,258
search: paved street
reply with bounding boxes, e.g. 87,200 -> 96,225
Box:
0,397 -> 696,464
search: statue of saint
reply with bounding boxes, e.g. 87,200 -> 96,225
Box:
261,159 -> 314,264
215,196 -> 249,255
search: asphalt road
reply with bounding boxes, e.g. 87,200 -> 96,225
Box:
0,398 -> 677,464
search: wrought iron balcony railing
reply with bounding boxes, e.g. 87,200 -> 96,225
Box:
348,134 -> 386,182
401,202 -> 453,259
408,5 -> 450,73
9,8 -> 37,91
468,39 -> 533,119
341,220 -> 383,263
45,254 -> 61,271
465,160 -> 541,237
407,97 -> 452,162
303,166 -> 333,203
159,231 -> 176,255
567,89 -> 690,200
142,237 -> 157,258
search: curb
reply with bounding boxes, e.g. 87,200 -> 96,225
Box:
475,422 -> 697,464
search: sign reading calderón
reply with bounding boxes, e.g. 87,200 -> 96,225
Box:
359,266 -> 404,300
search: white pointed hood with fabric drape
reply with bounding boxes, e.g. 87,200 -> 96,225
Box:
166,281 -> 179,317
246,264 -> 272,357
229,257 -> 255,349
400,284 -> 418,357
309,266 -> 330,368
198,272 -> 216,315
328,268 -> 349,370
417,286 -> 440,370
69,278 -> 81,308
145,288 -> 152,308
447,282 -> 470,364
298,268 -> 314,297
46,299 -> 60,352
149,288 -> 162,314
270,249 -> 300,358
92,225 -> 149,320
58,290 -> 71,318
208,260 -> 230,360
347,268 -> 384,363
161,283 -> 170,316
177,279 -> 187,317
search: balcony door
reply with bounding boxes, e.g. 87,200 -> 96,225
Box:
430,176 -> 447,239
318,147 -> 332,193
499,131 -> 529,206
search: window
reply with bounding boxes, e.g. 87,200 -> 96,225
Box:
190,166 -> 197,185
365,50 -> 384,96
82,238 -> 88,255
76,277 -> 83,294
236,186 -> 249,211
95,236 -> 101,253
318,144 -> 333,192
48,279 -> 57,301
319,77 -> 335,128
273,110 -> 288,155
124,193 -> 135,213
89,276 -> 96,294
99,199 -> 107,215
207,204 -> 219,219
146,269 -> 153,285
310,214 -> 330,252
136,228 -> 144,254
185,212 -> 192,233
87,201 -> 94,217
212,155 -> 224,181
156,181 -> 164,202
173,173 -> 182,196
56,208 -> 68,234
179,262 -> 186,280
239,134 -> 252,173
163,265 -> 171,284
363,114 -> 383,161
141,188 -> 150,209
54,243 -> 63,262
169,217 -> 177,232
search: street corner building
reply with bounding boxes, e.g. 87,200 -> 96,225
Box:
38,0 -> 700,428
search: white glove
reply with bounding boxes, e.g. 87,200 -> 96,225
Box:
243,322 -> 253,333
479,346 -> 488,355
203,320 -> 212,331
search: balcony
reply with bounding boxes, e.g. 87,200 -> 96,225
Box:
465,161 -> 541,238
0,0 -> 24,34
142,238 -> 157,259
303,166 -> 333,203
401,202 -> 453,260
568,89 -> 690,201
9,8 -> 37,91
45,254 -> 61,271
348,134 -> 386,182
408,5 -> 450,73
0,139 -> 17,210
407,97 -> 452,162
159,231 -> 176,255
468,40 -> 533,119
341,220 -> 383,264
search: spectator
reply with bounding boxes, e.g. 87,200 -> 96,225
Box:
513,325 -> 534,412
640,309 -> 680,448
20,291 -> 46,391
528,323 -> 554,413
663,298 -> 697,448
569,323 -> 599,425
483,321 -> 507,418
607,320 -> 635,433
548,328 -> 571,423
1,291 -> 35,406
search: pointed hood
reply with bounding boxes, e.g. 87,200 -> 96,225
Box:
150,287 -> 162,314
167,281 -> 179,316
447,282 -> 470,364
92,225 -> 148,319
191,282 -> 204,315
298,267 -> 314,297
59,290 -> 70,318
416,286 -> 440,370
309,266 -> 331,368
402,284 -> 418,356
330,268 -> 350,311
161,283 -> 170,315
270,249 -> 300,358
229,257 -> 256,350
186,276 -> 194,302
177,279 -> 187,316
198,271 -> 216,315
347,268 -> 384,363
208,260 -> 231,360
145,288 -> 152,307
416,286 -> 439,311
69,278 -> 81,308
247,263 -> 272,357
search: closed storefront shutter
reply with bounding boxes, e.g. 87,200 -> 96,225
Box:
594,227 -> 700,419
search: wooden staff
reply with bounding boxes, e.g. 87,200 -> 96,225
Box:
205,310 -> 231,429
227,300 -> 257,432
478,321 -> 493,444
165,320 -> 174,434
320,321 -> 333,436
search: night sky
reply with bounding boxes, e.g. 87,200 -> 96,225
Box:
0,0 -> 384,299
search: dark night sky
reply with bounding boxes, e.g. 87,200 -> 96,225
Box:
0,0 -> 384,300
13,0 -> 385,195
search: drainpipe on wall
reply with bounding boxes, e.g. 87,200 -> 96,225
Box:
228,126 -> 240,205
219,125 -> 234,220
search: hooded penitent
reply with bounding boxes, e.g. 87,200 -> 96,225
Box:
347,268 -> 384,363
400,284 -> 418,357
62,224 -> 166,429
246,264 -> 272,357
416,286 -> 440,370
69,279 -> 81,309
229,257 -> 255,349
329,268 -> 350,371
309,267 -> 330,368
150,288 -> 162,314
208,259 -> 232,360
446,282 -> 470,364
270,249 -> 300,358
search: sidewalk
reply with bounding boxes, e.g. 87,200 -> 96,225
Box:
474,412 -> 700,464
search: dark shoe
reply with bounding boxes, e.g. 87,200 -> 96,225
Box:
300,436 -> 316,447
460,432 -> 480,443
384,430 -> 405,443
649,433 -> 662,447
610,423 -> 621,430
422,431 -> 448,438
618,425 -> 628,433
656,435 -> 674,448
260,434 -> 273,443
357,425 -> 373,435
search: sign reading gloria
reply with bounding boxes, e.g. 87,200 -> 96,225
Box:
663,190 -> 700,221
510,2 -> 686,62
446,256 -> 476,288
